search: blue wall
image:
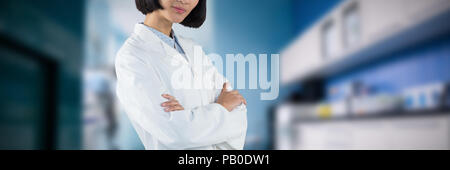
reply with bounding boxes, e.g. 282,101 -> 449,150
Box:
213,0 -> 296,149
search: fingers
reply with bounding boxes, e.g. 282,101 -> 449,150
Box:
161,94 -> 184,112
161,101 -> 184,112
221,82 -> 228,93
162,94 -> 175,101
225,89 -> 247,106
237,94 -> 247,105
164,105 -> 184,112
230,90 -> 239,94
230,92 -> 247,106
161,100 -> 179,107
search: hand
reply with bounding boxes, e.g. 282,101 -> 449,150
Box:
161,94 -> 185,112
216,83 -> 247,112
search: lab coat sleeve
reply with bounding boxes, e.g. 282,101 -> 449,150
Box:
115,49 -> 247,150
207,54 -> 248,150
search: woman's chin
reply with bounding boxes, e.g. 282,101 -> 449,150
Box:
173,20 -> 185,24
169,17 -> 187,24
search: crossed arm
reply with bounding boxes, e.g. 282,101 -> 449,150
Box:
161,82 -> 247,113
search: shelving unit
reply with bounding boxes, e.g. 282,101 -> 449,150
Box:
274,0 -> 450,150
281,0 -> 450,84
293,113 -> 450,150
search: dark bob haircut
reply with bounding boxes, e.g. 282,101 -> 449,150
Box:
135,0 -> 207,28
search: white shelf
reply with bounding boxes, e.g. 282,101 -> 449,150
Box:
294,113 -> 450,150
281,0 -> 450,84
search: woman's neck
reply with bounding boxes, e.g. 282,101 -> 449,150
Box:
144,12 -> 173,37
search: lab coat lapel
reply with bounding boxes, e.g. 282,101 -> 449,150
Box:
134,24 -> 187,65
177,37 -> 196,64
161,42 -> 189,65
134,24 -> 167,58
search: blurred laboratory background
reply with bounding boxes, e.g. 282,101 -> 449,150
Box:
0,0 -> 449,150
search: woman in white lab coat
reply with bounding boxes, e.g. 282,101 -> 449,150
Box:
115,0 -> 248,150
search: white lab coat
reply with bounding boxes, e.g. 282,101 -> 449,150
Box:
115,24 -> 247,150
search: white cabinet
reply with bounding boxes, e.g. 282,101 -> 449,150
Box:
293,114 -> 450,150
281,0 -> 450,84
281,29 -> 322,83
359,0 -> 450,47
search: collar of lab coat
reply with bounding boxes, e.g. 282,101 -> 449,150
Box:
134,24 -> 195,65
